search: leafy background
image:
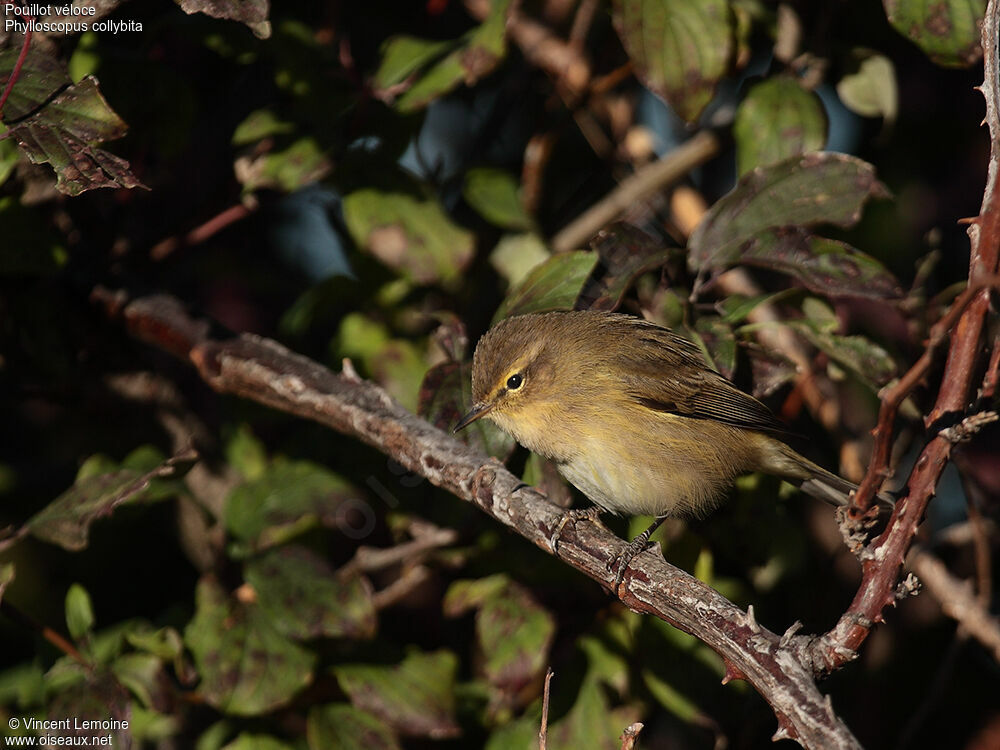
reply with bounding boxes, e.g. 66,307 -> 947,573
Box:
1,1 -> 998,748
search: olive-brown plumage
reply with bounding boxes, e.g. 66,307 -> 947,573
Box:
456,311 -> 870,580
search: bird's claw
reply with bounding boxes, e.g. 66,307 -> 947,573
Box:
548,506 -> 604,552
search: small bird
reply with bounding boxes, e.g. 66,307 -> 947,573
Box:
455,310 -> 883,585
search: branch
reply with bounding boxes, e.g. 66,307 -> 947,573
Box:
907,545 -> 1000,662
812,0 -> 1000,672
93,287 -> 861,749
551,130 -> 721,252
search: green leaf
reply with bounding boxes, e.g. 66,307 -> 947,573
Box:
224,459 -> 363,556
67,31 -> 100,83
613,0 -> 733,122
0,662 -> 46,710
25,450 -> 193,551
688,152 -> 889,273
335,313 -> 428,411
717,291 -> 794,324
493,251 -> 598,322
244,545 -> 376,640
307,704 -> 402,750
0,562 -> 13,607
693,317 -> 737,379
45,675 -> 132,746
733,78 -> 827,175
884,0 -> 984,68
0,48 -> 144,195
112,653 -> 163,708
231,109 -> 296,146
489,233 -> 552,286
837,51 -> 899,123
221,735 -> 294,750
334,650 -> 460,738
642,668 -> 703,723
374,36 -> 454,90
389,0 -> 513,112
185,577 -> 316,716
444,575 -> 556,691
128,705 -> 181,744
225,424 -> 269,481
463,168 -> 534,230
790,322 -> 897,387
343,190 -> 475,286
418,360 -> 517,459
0,138 -> 21,190
236,137 -> 330,192
736,229 -> 902,299
65,583 -> 95,640
126,626 -> 185,661
548,671 -> 640,749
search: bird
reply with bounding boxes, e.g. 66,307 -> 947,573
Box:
455,310 -> 888,585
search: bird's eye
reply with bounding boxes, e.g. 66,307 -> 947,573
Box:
506,373 -> 523,390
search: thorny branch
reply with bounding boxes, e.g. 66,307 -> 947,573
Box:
93,287 -> 862,749
811,0 -> 1000,674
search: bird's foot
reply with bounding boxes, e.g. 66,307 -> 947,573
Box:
548,506 -> 605,553
608,515 -> 668,588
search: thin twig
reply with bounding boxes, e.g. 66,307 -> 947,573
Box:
552,130 -> 721,252
907,545 -> 1000,662
568,0 -> 599,50
344,526 -> 458,574
150,202 -> 255,260
0,24 -> 33,119
851,276 -> 1000,515
620,722 -> 644,750
0,600 -> 89,666
539,667 -> 553,750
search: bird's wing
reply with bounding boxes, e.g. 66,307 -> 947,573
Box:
611,319 -> 790,435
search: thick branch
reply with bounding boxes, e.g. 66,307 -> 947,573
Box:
93,287 -> 860,749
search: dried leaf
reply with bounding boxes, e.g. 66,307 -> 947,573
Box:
174,0 -> 271,39
0,47 -> 144,195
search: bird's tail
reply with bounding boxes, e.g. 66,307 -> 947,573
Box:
763,440 -> 895,510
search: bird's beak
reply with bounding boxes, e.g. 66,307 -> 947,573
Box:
454,401 -> 493,432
